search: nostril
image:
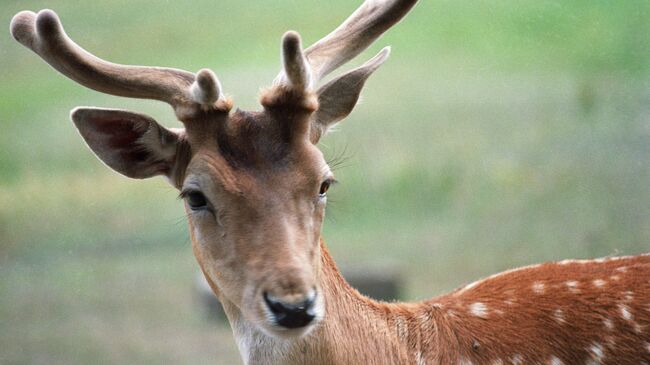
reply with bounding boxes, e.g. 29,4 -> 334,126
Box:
264,293 -> 292,315
263,292 -> 316,329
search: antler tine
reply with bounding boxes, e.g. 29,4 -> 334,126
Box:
279,31 -> 312,91
10,9 -> 198,108
190,68 -> 224,106
304,0 -> 417,83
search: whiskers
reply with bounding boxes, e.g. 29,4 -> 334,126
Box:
325,142 -> 354,172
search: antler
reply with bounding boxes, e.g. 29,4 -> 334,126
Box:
279,31 -> 312,90
278,0 -> 417,87
10,9 -> 223,111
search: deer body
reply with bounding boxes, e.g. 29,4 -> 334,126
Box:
10,1 -> 650,364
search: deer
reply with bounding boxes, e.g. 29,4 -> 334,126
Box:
10,1 -> 650,364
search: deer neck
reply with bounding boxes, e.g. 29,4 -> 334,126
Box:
218,239 -> 431,365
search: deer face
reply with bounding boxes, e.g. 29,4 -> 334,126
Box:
12,2 -> 417,338
181,105 -> 333,336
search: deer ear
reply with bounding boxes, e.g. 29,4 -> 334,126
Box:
310,47 -> 390,143
71,107 -> 183,180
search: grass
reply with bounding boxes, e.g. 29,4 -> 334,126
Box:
1,0 -> 649,363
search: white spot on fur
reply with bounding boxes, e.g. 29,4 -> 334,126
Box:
645,342 -> 650,353
615,266 -> 628,273
610,275 -> 620,281
592,279 -> 606,288
532,281 -> 545,294
458,357 -> 473,365
589,343 -> 604,361
603,318 -> 614,330
549,356 -> 563,365
470,302 -> 488,318
619,304 -> 633,321
623,291 -> 634,302
554,309 -> 565,324
504,290 -> 516,306
565,281 -> 580,293
491,359 -> 504,365
511,354 -> 523,365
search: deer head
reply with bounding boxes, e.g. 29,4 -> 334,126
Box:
11,0 -> 417,338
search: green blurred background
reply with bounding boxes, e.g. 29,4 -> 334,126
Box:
1,0 -> 649,363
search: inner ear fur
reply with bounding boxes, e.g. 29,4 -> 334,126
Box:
71,107 -> 186,181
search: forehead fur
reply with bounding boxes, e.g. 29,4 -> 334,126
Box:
179,86 -> 326,194
215,109 -> 292,168
184,110 -> 326,192
185,86 -> 317,169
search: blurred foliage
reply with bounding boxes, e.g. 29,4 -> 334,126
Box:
1,0 -> 649,363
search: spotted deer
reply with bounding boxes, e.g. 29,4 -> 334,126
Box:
10,1 -> 650,364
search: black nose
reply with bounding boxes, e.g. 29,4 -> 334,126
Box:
263,292 -> 316,329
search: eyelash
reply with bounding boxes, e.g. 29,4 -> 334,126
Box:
179,190 -> 210,211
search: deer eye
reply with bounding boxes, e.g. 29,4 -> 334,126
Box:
185,191 -> 208,210
319,180 -> 331,197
